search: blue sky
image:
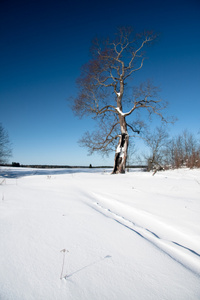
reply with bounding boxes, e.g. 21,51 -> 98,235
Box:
0,0 -> 200,166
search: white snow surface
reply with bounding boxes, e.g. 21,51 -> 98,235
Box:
115,107 -> 125,116
0,167 -> 200,300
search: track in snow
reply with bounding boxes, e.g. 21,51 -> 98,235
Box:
88,193 -> 200,278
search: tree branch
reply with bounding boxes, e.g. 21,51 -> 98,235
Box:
127,123 -> 140,134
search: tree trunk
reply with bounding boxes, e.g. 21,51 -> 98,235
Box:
112,112 -> 129,174
112,132 -> 129,174
112,80 -> 129,174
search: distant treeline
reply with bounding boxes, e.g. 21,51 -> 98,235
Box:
1,162 -> 147,169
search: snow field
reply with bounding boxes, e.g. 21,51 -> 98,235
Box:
0,168 -> 200,299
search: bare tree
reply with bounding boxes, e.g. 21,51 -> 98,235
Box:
73,27 -> 169,173
142,126 -> 169,172
165,130 -> 200,168
0,123 -> 12,164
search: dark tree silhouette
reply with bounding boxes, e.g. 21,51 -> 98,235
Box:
0,123 -> 12,164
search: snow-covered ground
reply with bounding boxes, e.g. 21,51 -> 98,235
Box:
0,167 -> 200,300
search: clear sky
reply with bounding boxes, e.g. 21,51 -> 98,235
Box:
1,0 -> 200,166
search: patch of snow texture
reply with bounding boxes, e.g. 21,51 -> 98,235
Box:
115,107 -> 125,116
116,146 -> 125,157
116,144 -> 121,153
120,147 -> 125,157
